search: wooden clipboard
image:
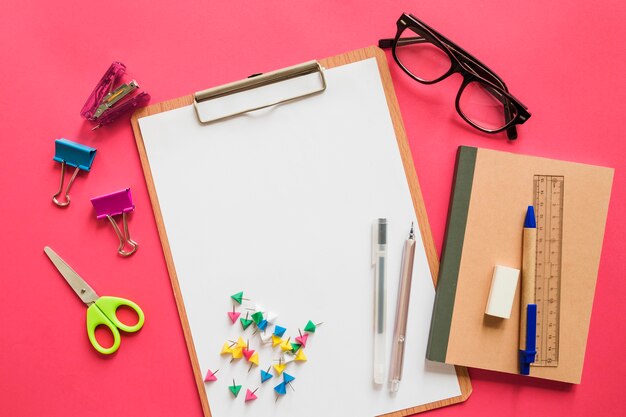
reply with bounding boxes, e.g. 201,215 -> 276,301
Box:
130,46 -> 471,417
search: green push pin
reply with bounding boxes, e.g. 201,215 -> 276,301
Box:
304,320 -> 323,333
229,379 -> 242,397
231,291 -> 248,305
251,311 -> 264,325
240,312 -> 253,330
290,343 -> 301,353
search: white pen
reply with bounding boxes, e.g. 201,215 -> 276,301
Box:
389,223 -> 416,393
372,218 -> 388,385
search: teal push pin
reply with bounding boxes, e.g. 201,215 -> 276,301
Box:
260,366 -> 273,383
274,381 -> 287,402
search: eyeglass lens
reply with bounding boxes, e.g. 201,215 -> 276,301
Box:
395,26 -> 517,131
458,81 -> 518,131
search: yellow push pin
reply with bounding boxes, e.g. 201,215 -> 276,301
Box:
295,349 -> 307,362
271,335 -> 283,347
280,337 -> 292,352
220,342 -> 235,355
273,358 -> 286,376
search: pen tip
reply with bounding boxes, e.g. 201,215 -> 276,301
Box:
524,206 -> 536,228
390,380 -> 400,393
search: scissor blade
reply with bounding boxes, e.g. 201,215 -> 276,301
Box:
44,246 -> 99,305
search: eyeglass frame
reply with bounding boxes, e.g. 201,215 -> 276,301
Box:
379,13 -> 531,140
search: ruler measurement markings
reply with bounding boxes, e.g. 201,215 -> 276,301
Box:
532,175 -> 563,367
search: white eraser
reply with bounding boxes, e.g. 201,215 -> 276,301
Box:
485,265 -> 520,319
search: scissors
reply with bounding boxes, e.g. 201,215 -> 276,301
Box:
44,246 -> 145,354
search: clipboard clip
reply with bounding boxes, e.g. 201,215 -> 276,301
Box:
91,188 -> 138,257
80,62 -> 151,130
193,60 -> 326,124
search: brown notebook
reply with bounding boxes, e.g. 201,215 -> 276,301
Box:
427,146 -> 613,383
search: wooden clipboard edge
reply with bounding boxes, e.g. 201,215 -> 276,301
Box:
130,45 -> 470,417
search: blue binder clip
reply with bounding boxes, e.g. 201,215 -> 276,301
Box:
52,139 -> 97,207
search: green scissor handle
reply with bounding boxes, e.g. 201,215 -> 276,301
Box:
86,296 -> 145,355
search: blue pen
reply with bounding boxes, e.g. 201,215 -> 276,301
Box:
519,206 -> 537,375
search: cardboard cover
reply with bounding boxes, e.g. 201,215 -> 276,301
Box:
429,146 -> 613,384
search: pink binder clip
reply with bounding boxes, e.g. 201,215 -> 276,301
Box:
91,188 -> 138,257
80,62 -> 150,130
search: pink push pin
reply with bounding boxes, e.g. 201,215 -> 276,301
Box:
91,188 -> 138,257
245,388 -> 258,402
204,368 -> 219,382
295,330 -> 308,348
227,305 -> 241,324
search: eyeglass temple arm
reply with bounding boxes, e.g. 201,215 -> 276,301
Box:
379,37 -> 429,49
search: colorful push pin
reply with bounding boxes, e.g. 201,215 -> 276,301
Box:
240,312 -> 253,330
231,291 -> 248,304
273,361 -> 286,376
261,366 -> 273,383
249,351 -> 260,365
242,340 -> 255,360
204,368 -> 219,382
257,319 -> 268,332
230,346 -> 243,361
274,381 -> 287,396
91,188 -> 138,257
227,305 -> 241,324
227,337 -> 246,348
295,330 -> 308,347
251,311 -> 264,325
304,320 -> 322,333
271,335 -> 283,347
274,325 -> 287,337
229,379 -> 242,398
242,348 -> 255,361
280,338 -> 292,352
266,311 -> 279,324
220,342 -> 235,355
295,349 -> 307,362
247,352 -> 260,372
236,337 -> 247,348
259,330 -> 273,344
245,388 -> 258,402
282,353 -> 296,364
290,343 -> 301,353
52,139 -> 97,207
283,372 -> 296,391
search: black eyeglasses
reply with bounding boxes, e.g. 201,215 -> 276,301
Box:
379,13 -> 531,140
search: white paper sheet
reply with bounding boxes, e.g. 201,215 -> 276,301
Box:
138,58 -> 461,417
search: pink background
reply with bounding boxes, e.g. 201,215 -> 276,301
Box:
1,1 -> 624,416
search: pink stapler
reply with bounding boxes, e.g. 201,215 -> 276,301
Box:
81,62 -> 150,129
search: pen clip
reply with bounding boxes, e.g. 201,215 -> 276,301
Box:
372,218 -> 387,264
